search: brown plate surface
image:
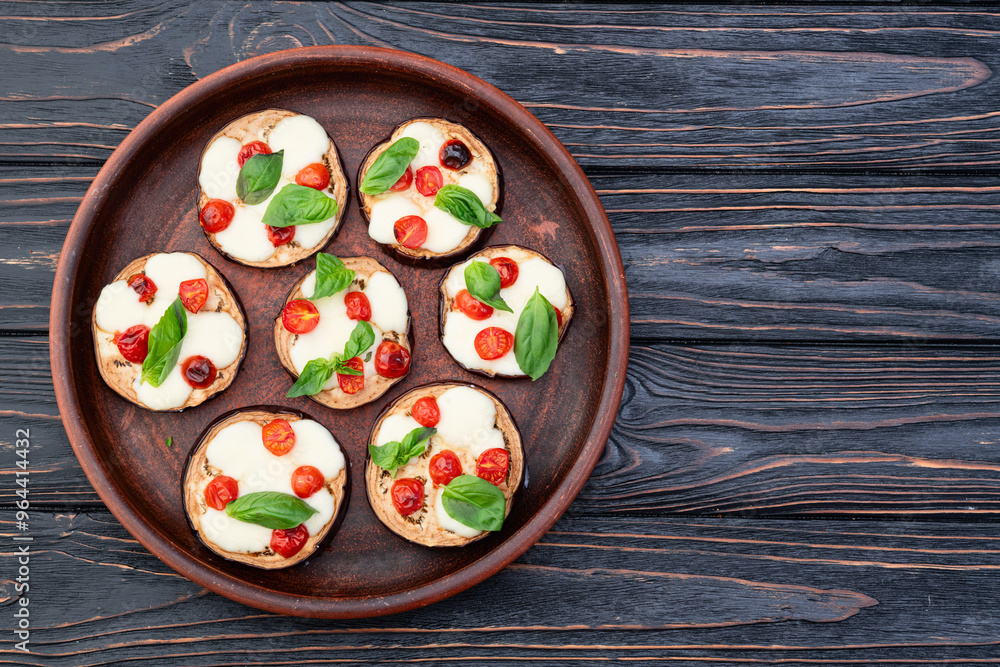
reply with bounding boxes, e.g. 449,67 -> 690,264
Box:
50,46 -> 629,618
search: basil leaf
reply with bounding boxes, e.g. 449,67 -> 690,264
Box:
441,475 -> 505,531
140,297 -> 188,387
434,184 -> 501,229
236,150 -> 283,205
342,320 -> 375,362
360,137 -> 420,195
224,491 -> 318,530
514,287 -> 559,381
311,253 -> 355,301
332,358 -> 363,376
286,357 -> 335,398
262,183 -> 338,228
465,261 -> 512,313
369,426 -> 436,477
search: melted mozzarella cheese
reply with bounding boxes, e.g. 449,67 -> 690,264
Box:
200,418 -> 345,553
368,196 -> 421,245
400,121 -> 447,169
289,268 -> 409,392
268,115 -> 330,179
199,136 -> 241,201
442,255 -> 568,376
94,253 -> 244,410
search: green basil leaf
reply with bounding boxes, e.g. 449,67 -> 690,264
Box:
464,261 -> 513,313
262,183 -> 338,228
236,150 -> 283,205
369,426 -> 436,477
224,491 -> 318,530
441,475 -> 506,531
514,287 -> 559,381
333,359 -> 363,376
434,184 -> 502,229
342,320 -> 375,362
360,137 -> 420,195
311,253 -> 355,301
286,357 -> 335,398
140,297 -> 188,387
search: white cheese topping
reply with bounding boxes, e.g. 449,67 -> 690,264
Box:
199,113 -> 338,263
199,418 -> 345,554
374,386 -> 505,537
366,122 -> 497,254
442,255 -> 568,377
288,268 -> 409,393
94,252 -> 244,410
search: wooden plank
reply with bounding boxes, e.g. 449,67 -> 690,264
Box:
2,3 -> 1000,169
13,335 -> 1000,517
1,511 -> 999,664
9,168 -> 1000,340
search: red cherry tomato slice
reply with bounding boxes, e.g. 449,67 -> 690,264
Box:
390,165 -> 413,192
393,215 -> 427,249
489,256 -> 519,288
204,475 -> 239,511
554,305 -> 563,328
344,291 -> 372,321
237,140 -> 271,167
200,199 -> 235,233
374,341 -> 411,378
262,419 -> 295,456
181,356 -> 217,389
128,273 -> 157,303
429,450 -> 463,487
439,139 -> 472,170
476,448 -> 510,486
291,465 -> 325,499
454,289 -> 493,320
414,166 -> 443,197
337,357 -> 365,394
178,278 -> 209,314
113,325 -> 149,363
411,396 -> 441,428
267,225 -> 295,247
281,299 -> 319,334
270,524 -> 309,559
391,478 -> 425,516
474,327 -> 513,360
295,163 -> 330,190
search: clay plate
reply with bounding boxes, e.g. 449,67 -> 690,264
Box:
50,46 -> 628,618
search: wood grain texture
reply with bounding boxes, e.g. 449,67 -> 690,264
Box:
13,335 -> 1000,518
9,170 -> 1000,340
6,511 -> 1000,665
2,3 -> 1000,168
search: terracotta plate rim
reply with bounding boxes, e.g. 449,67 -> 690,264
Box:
49,45 -> 629,618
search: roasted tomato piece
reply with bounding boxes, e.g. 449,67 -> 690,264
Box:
200,199 -> 235,233
337,357 -> 365,394
295,163 -> 331,190
439,139 -> 472,170
128,273 -> 157,303
429,450 -> 463,487
393,215 -> 427,249
474,327 -> 513,360
113,325 -> 149,363
476,448 -> 510,486
267,225 -> 295,247
237,140 -> 271,167
291,465 -> 324,499
391,478 -> 424,516
414,166 -> 443,197
204,475 -> 239,510
270,524 -> 309,558
554,305 -> 563,328
489,256 -> 518,288
178,278 -> 209,314
281,299 -> 320,334
390,166 -> 413,192
181,355 -> 217,389
374,341 -> 410,378
411,396 -> 441,427
344,291 -> 372,321
262,419 -> 296,456
454,289 -> 493,320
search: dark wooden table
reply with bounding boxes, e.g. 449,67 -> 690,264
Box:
4,2 -> 1000,664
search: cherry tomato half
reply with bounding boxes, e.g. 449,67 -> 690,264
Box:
178,278 -> 208,314
374,341 -> 410,378
128,273 -> 157,303
390,165 -> 413,192
291,465 -> 325,499
476,448 -> 510,486
391,478 -> 425,516
554,305 -> 563,328
200,199 -> 235,233
237,140 -> 271,168
429,450 -> 463,487
262,419 -> 295,456
181,355 -> 217,389
295,163 -> 330,190
204,475 -> 239,511
344,291 -> 372,322
414,166 -> 443,197
439,139 -> 472,170
393,215 -> 427,249
489,256 -> 519,288
267,225 -> 295,247
282,299 -> 320,334
113,325 -> 149,363
474,327 -> 513,360
411,396 -> 441,428
337,357 -> 365,394
270,524 -> 309,559
454,289 -> 493,321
